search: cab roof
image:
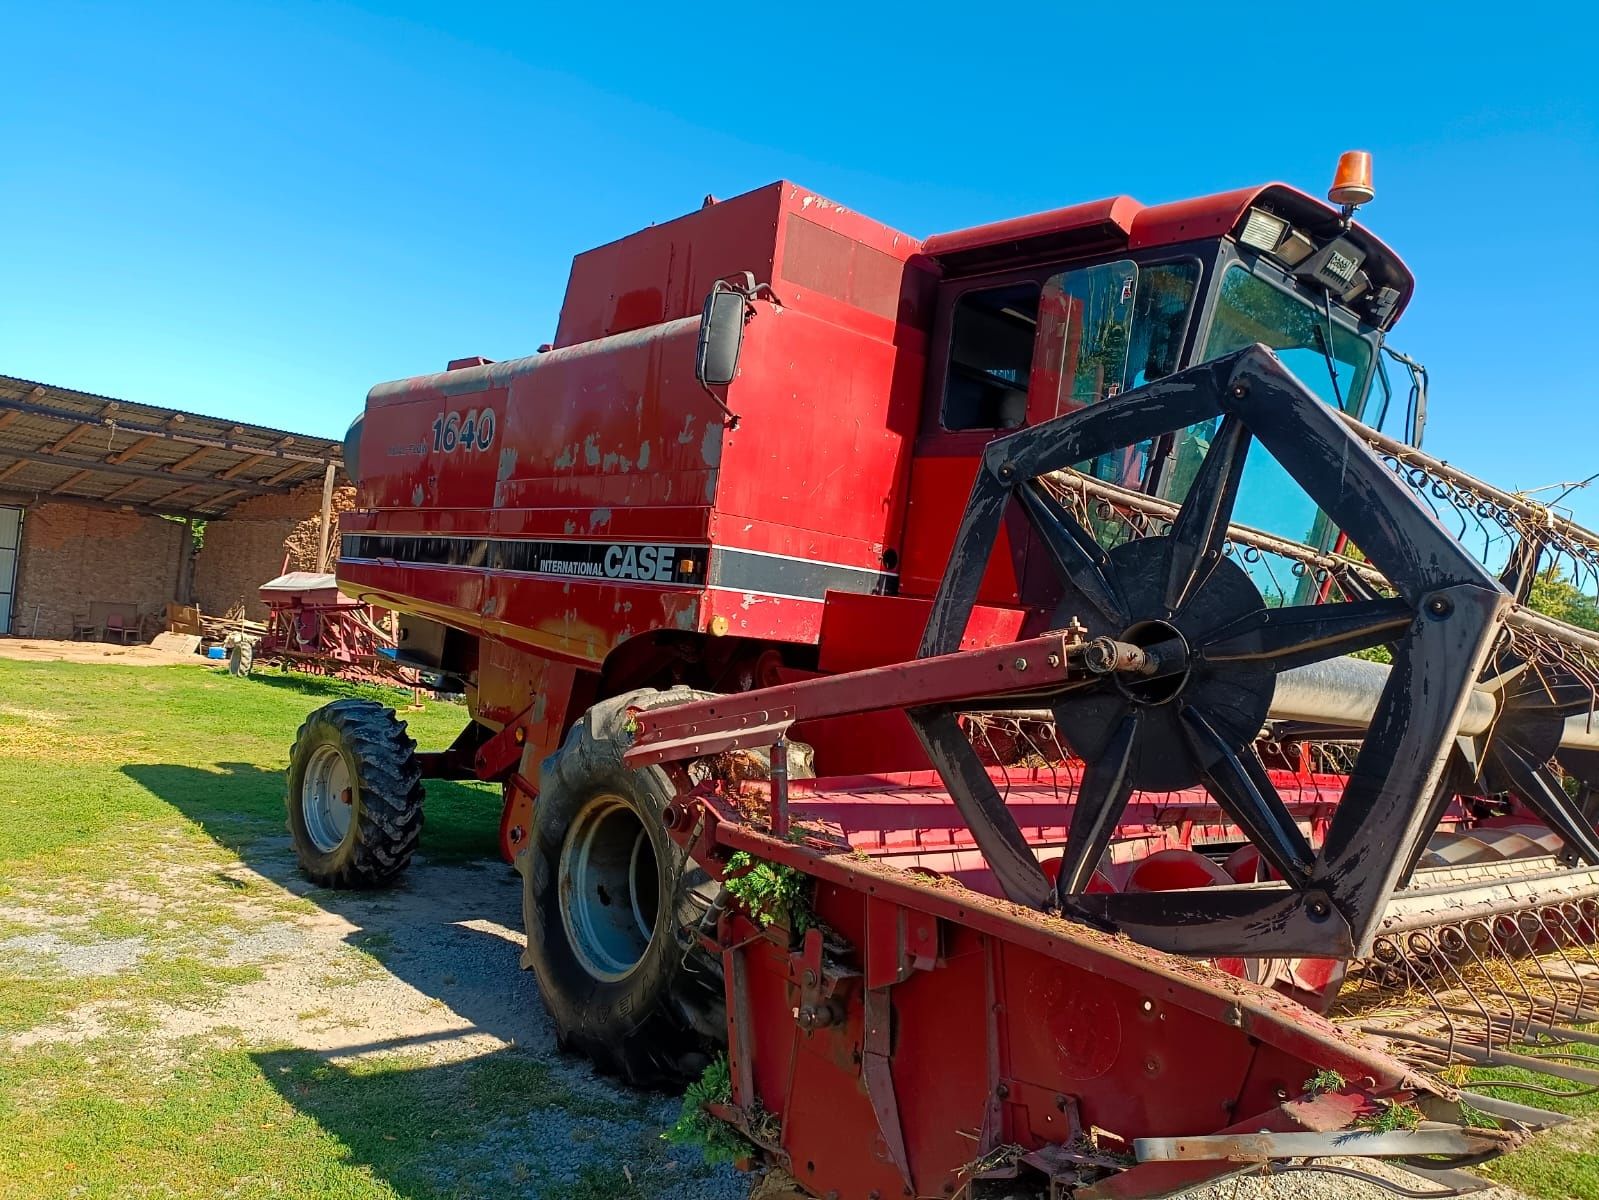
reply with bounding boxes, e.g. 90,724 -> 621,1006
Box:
922,183 -> 1414,326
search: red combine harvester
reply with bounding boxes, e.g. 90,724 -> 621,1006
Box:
289,154 -> 1599,1197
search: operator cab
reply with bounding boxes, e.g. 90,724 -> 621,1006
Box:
915,159 -> 1420,603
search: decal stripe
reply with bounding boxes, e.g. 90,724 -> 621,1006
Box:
340,535 -> 896,600
707,547 -> 893,599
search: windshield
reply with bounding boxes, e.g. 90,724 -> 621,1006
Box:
1204,266 -> 1374,413
1157,267 -> 1380,600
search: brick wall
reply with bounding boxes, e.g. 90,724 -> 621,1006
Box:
12,503 -> 189,639
194,483 -> 355,621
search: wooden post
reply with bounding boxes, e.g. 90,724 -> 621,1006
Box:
318,460 -> 336,573
176,516 -> 194,605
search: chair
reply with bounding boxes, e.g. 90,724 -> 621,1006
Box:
71,612 -> 98,640
103,612 -> 139,644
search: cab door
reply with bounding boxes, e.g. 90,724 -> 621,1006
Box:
897,261 -> 1139,608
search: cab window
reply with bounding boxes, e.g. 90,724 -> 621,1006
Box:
1204,267 -> 1372,411
1126,261 -> 1202,388
1032,259 -> 1199,487
941,283 -> 1040,431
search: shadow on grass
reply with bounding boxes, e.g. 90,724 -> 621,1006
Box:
120,759 -> 531,1049
120,760 -> 500,865
250,1046 -> 661,1200
232,667 -> 447,708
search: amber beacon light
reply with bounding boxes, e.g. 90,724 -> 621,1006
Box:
1328,149 -> 1376,207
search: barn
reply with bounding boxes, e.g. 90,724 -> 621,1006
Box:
0,374 -> 351,639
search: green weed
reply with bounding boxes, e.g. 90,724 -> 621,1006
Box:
722,851 -> 812,934
662,1056 -> 748,1167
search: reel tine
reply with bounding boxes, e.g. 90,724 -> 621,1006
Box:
1459,917 -> 1519,1049
1434,923 -> 1495,1053
1514,910 -> 1567,1043
1405,929 -> 1459,1061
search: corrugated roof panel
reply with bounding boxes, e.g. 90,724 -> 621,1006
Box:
0,374 -> 347,518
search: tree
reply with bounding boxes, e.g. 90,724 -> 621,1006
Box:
1527,566 -> 1599,631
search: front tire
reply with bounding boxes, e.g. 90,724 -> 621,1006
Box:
286,699 -> 424,887
522,687 -> 729,1087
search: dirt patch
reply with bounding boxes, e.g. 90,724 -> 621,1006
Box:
0,931 -> 149,977
2,850 -> 537,1066
1545,1116 -> 1599,1154
0,637 -> 208,666
2,841 -> 751,1200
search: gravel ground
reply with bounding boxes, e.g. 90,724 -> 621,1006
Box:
3,841 -> 748,1199
1182,1157 -> 1526,1200
3,833 -> 1532,1200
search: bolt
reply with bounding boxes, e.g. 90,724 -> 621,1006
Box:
1231,383 -> 1248,398
804,969 -> 817,986
1047,653 -> 1061,668
1426,594 -> 1454,618
995,1082 -> 1010,1099
1307,896 -> 1332,920
1013,657 -> 1028,671
998,462 -> 1015,480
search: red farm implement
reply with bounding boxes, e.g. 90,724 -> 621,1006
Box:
286,154 -> 1599,1196
258,572 -> 409,684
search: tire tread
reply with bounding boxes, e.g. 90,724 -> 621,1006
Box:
287,699 -> 425,888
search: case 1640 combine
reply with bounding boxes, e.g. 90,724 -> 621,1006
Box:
288,152 -> 1599,1198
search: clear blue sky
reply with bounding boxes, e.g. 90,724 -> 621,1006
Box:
4,3 -> 1595,522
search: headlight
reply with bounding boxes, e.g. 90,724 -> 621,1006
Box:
1238,208 -> 1288,252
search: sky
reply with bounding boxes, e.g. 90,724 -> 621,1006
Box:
4,2 -> 1596,523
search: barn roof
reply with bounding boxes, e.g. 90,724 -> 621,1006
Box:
0,374 -> 347,520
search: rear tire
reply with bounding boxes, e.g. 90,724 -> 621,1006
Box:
287,699 -> 424,887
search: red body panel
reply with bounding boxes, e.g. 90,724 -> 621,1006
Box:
337,177 -> 1412,807
324,175 -> 1540,1200
680,795 -> 1437,1199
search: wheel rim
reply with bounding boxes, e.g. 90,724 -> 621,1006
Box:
302,743 -> 355,852
558,794 -> 661,981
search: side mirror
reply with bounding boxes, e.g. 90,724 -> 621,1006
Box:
695,289 -> 746,386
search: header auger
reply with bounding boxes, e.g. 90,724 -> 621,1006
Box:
291,159 -> 1599,1196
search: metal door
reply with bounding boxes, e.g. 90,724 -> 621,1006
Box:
0,506 -> 21,634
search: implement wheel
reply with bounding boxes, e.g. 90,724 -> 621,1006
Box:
286,699 -> 424,888
524,687 -> 809,1087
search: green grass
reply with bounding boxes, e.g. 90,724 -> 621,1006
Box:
1465,1035 -> 1599,1200
0,661 -> 497,875
0,661 -> 504,1039
0,659 -> 663,1199
0,1039 -> 668,1200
